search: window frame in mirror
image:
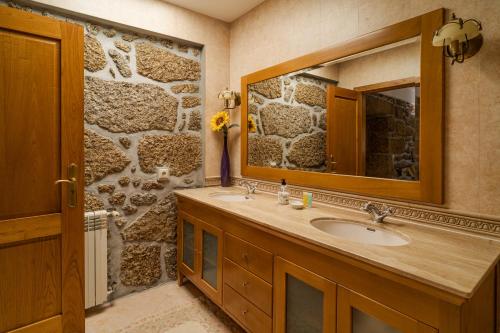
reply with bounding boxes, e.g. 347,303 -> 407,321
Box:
240,9 -> 444,204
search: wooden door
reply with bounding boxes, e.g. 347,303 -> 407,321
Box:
337,286 -> 437,333
326,86 -> 362,175
274,257 -> 336,333
0,7 -> 84,333
196,220 -> 223,305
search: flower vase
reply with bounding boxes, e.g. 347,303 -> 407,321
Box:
220,134 -> 231,187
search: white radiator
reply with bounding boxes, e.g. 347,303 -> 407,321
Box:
84,210 -> 114,309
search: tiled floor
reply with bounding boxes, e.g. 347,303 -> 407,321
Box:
85,282 -> 244,333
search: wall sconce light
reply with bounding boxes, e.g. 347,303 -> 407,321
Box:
218,88 -> 241,109
432,13 -> 483,65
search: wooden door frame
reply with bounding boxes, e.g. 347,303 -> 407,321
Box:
0,6 -> 84,333
337,286 -> 437,333
241,9 -> 444,204
354,77 -> 421,180
274,257 -> 336,333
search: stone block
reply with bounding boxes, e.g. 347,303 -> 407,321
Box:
84,192 -> 104,211
249,77 -> 282,99
119,137 -> 131,149
85,77 -> 178,133
108,49 -> 132,78
114,40 -> 131,53
84,129 -> 130,185
141,181 -> 165,191
287,132 -> 326,168
137,134 -> 202,176
260,103 -> 311,138
171,84 -> 199,94
164,244 -> 177,280
108,192 -> 126,206
248,136 -> 283,167
130,193 -> 158,206
135,42 -> 201,82
120,244 -> 161,286
188,110 -> 202,131
118,176 -> 130,187
84,35 -> 106,72
294,83 -> 326,108
182,96 -> 201,108
97,184 -> 115,194
121,194 -> 176,242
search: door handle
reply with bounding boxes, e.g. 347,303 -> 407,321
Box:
55,163 -> 77,208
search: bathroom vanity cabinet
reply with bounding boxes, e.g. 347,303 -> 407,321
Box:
176,191 -> 498,333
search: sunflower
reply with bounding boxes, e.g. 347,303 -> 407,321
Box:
210,111 -> 229,132
248,115 -> 257,133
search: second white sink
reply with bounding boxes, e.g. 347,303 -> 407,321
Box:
310,218 -> 409,246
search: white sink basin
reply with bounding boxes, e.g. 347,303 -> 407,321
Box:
210,192 -> 253,202
310,218 -> 409,246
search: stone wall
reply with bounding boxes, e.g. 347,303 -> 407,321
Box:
247,74 -> 327,171
2,1 -> 204,299
82,24 -> 203,298
365,93 -> 419,180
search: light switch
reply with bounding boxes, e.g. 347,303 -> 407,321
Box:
157,167 -> 170,182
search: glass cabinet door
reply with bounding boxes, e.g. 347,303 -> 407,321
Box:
197,220 -> 223,305
180,218 -> 196,274
201,230 -> 218,288
337,286 -> 437,333
275,257 -> 336,333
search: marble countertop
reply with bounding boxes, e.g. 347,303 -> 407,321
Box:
175,186 -> 500,299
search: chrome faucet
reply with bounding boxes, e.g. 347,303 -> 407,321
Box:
361,202 -> 394,223
241,180 -> 257,195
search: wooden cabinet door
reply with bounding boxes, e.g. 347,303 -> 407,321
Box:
274,257 -> 336,333
337,286 -> 437,333
196,220 -> 223,305
177,212 -> 197,281
0,7 -> 84,333
177,212 -> 223,305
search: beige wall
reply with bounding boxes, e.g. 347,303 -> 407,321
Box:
336,40 -> 420,89
32,0 -> 230,179
229,0 -> 500,217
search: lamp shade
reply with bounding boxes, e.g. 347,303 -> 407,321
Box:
433,18 -> 481,46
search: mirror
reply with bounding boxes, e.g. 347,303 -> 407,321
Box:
241,9 -> 443,204
247,37 -> 421,181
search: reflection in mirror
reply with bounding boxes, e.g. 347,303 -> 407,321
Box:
247,37 -> 421,181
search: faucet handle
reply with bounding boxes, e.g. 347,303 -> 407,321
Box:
381,204 -> 394,214
361,201 -> 373,211
248,182 -> 257,193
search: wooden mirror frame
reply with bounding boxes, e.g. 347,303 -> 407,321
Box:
241,9 -> 444,204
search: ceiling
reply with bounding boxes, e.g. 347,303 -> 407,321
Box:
162,0 -> 265,22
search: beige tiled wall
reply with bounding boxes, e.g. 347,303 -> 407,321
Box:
229,0 -> 500,217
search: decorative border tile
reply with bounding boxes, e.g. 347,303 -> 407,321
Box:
204,176 -> 221,187
224,177 -> 500,238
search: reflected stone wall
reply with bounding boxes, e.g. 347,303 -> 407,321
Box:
248,75 -> 327,171
365,93 -> 419,180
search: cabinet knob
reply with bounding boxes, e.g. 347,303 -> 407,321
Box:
242,281 -> 249,287
242,253 -> 249,261
242,309 -> 248,315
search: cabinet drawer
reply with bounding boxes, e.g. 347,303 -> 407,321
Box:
223,284 -> 272,333
224,258 -> 272,316
224,233 -> 273,283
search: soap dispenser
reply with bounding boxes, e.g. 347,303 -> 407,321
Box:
278,179 -> 290,205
